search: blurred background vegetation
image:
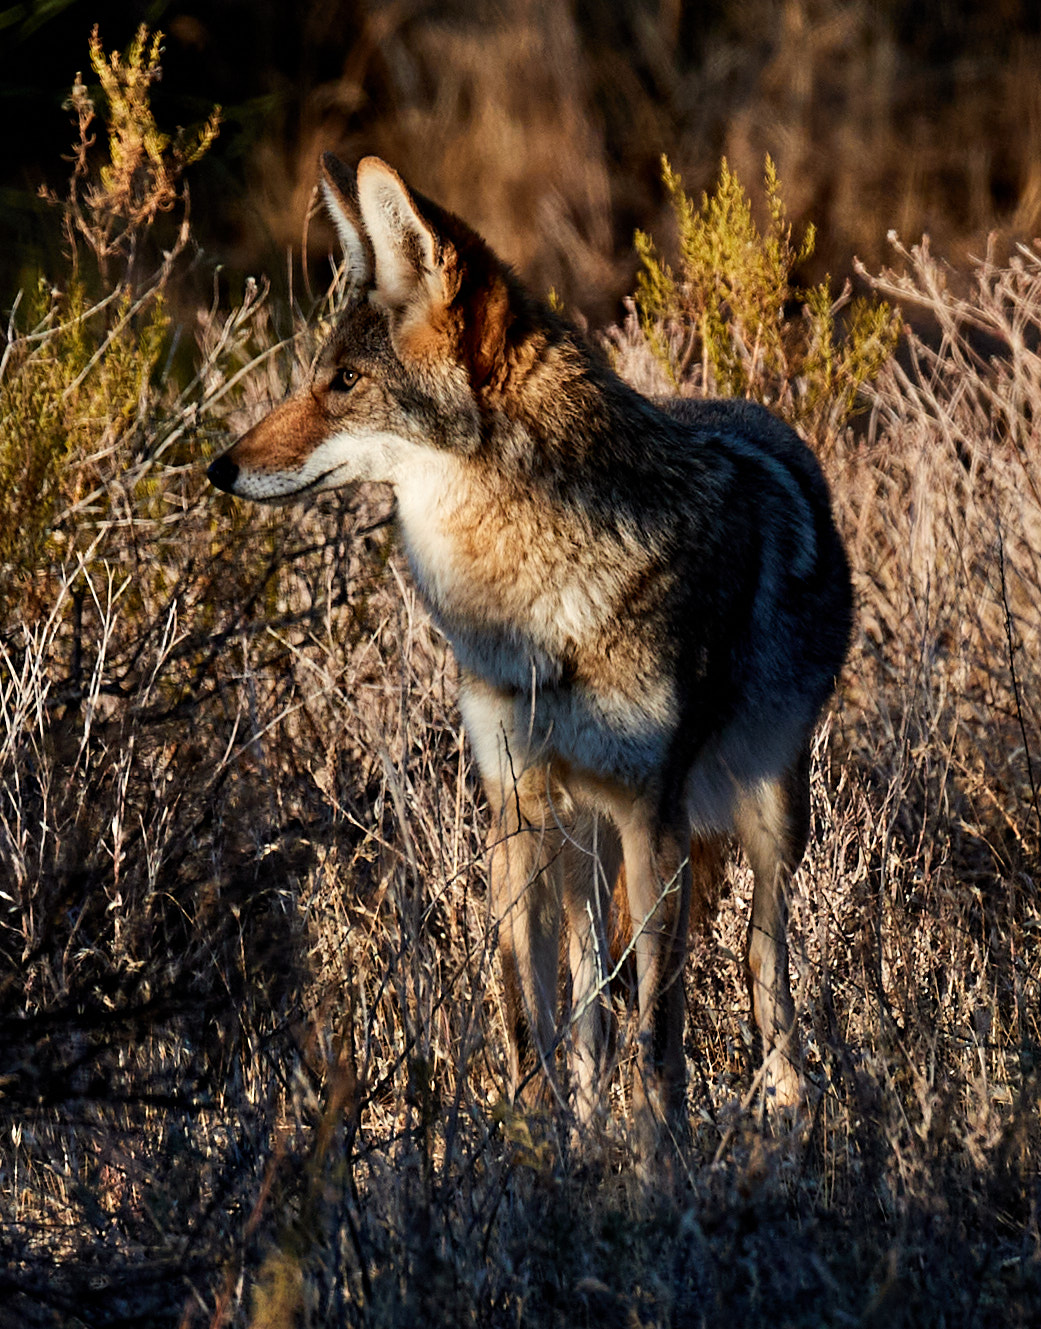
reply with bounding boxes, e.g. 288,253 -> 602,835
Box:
3,0 -> 1041,319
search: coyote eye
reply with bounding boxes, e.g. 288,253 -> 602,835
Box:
329,368 -> 359,393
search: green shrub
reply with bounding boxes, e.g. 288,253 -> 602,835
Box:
634,155 -> 899,447
0,27 -> 221,616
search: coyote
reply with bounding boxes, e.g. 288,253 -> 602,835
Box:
208,153 -> 852,1151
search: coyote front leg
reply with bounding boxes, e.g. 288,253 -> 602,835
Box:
486,774 -> 565,1107
562,816 -> 619,1125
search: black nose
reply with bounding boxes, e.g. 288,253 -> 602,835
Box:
207,453 -> 239,494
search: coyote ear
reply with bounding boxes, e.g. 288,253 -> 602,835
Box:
320,153 -> 374,287
354,156 -> 516,386
355,157 -> 442,308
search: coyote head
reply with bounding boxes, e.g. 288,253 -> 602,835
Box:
207,154 -> 539,503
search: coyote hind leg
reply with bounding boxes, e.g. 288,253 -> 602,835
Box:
617,809 -> 692,1156
735,741 -> 812,1108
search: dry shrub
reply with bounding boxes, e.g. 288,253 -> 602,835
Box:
841,235 -> 1041,894
801,234 -> 1041,1265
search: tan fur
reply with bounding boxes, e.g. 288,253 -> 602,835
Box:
207,154 -> 853,1158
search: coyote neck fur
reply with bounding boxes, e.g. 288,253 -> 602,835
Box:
393,341 -> 691,675
394,431 -> 660,693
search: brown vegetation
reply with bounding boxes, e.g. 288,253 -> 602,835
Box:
1,26 -> 1039,1329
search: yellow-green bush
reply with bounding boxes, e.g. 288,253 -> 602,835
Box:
0,282 -> 168,607
635,155 -> 899,447
0,27 -> 221,617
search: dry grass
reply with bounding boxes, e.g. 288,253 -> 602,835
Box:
2,41 -> 1041,1328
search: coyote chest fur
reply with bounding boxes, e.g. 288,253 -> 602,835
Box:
208,153 -> 852,1154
